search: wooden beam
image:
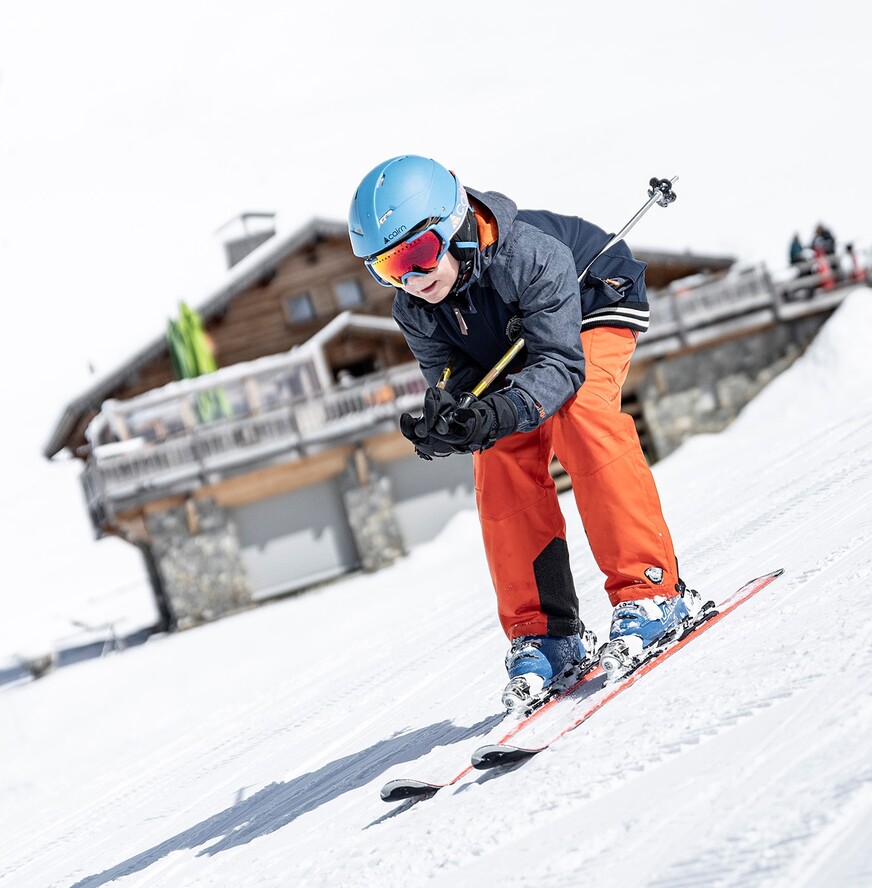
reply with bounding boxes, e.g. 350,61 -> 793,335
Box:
108,429 -> 419,539
364,429 -> 417,463
112,445 -> 356,528
199,446 -> 355,508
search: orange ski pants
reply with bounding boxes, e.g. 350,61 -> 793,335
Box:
472,327 -> 679,640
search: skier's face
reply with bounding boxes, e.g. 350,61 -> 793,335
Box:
400,250 -> 459,304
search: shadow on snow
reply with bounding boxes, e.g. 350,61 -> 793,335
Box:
70,713 -> 503,888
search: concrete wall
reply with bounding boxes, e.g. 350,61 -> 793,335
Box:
231,477 -> 359,602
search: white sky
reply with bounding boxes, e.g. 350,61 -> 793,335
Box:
1,0 -> 870,469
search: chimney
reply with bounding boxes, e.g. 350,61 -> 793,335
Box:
216,212 -> 276,269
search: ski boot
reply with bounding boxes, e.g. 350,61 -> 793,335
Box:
600,581 -> 703,679
502,628 -> 597,714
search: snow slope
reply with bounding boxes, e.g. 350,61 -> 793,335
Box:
2,288 -> 872,888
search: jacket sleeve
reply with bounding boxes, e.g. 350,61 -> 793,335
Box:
488,226 -> 586,431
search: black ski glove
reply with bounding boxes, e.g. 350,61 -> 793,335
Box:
400,388 -> 519,459
439,391 -> 519,452
400,387 -> 467,460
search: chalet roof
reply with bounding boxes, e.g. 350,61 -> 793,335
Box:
44,217 -> 348,459
43,213 -> 735,459
196,217 -> 349,321
633,248 -> 733,269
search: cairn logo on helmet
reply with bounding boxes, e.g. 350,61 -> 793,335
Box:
383,224 -> 408,245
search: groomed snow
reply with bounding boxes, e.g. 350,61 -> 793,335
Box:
3,288 -> 872,887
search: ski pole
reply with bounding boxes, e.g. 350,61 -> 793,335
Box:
457,176 -> 678,408
577,176 -> 678,282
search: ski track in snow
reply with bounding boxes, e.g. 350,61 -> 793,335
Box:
3,290 -> 872,887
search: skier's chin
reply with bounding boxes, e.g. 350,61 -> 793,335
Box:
406,281 -> 450,304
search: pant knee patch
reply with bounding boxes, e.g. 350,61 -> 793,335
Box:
533,537 -> 579,635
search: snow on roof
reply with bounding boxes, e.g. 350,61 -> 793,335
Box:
43,218 -> 349,459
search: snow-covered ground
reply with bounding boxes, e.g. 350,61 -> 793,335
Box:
3,288 -> 872,888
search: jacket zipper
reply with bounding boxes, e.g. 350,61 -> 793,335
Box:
453,307 -> 469,336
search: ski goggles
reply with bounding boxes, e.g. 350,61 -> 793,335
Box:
365,226 -> 450,288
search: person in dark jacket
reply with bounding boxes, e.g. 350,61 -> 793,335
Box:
812,223 -> 836,256
348,156 -> 698,708
789,233 -> 805,266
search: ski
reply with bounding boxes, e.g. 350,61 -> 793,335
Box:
380,568 -> 784,800
470,568 -> 784,770
380,778 -> 445,802
379,658 -> 605,803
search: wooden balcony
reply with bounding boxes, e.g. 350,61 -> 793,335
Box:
82,360 -> 428,529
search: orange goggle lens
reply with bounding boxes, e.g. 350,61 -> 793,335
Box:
366,229 -> 447,287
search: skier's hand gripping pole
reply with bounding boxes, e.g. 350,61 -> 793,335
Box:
455,175 -> 678,409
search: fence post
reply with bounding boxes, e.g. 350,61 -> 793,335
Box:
762,264 -> 784,321
669,284 -> 690,346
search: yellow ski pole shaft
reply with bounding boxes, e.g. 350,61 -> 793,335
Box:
436,355 -> 455,390
457,337 -> 526,409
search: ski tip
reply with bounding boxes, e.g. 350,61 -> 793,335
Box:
380,778 -> 442,803
750,567 -> 786,587
471,744 -> 541,770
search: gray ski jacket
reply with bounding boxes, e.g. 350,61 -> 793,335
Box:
391,188 -> 650,432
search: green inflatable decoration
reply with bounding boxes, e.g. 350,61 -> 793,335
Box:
165,302 -> 230,423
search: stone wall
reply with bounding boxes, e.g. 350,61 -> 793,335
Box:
137,312 -> 837,630
145,497 -> 252,630
340,449 -> 406,572
637,313 -> 832,461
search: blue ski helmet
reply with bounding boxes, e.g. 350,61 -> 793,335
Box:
348,155 -> 469,263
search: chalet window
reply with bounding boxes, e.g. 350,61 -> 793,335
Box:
334,278 -> 365,310
283,292 -> 316,324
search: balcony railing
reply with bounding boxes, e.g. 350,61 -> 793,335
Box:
636,248 -> 869,359
82,361 -> 428,527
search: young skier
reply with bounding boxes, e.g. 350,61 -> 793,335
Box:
348,155 -> 699,707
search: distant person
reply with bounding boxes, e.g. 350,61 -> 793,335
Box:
812,223 -> 836,256
789,233 -> 805,266
812,223 -> 838,287
347,154 -> 700,710
786,232 -> 814,300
